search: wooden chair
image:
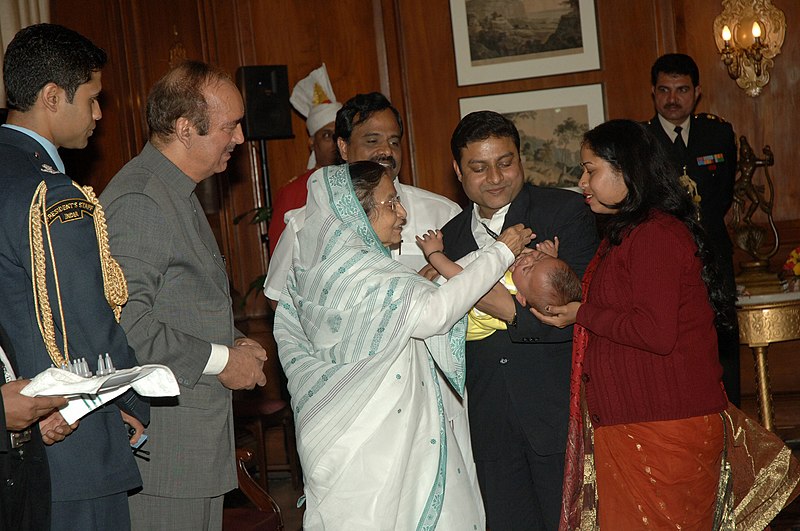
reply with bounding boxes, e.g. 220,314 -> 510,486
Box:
222,448 -> 284,531
233,393 -> 302,490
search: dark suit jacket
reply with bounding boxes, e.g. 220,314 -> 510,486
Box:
0,125 -> 146,502
0,323 -> 50,530
645,113 -> 737,262
442,184 -> 598,457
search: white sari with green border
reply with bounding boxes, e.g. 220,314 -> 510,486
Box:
275,165 -> 513,530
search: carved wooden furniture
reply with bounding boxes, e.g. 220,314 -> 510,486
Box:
222,448 -> 284,531
233,393 -> 302,490
736,292 -> 800,432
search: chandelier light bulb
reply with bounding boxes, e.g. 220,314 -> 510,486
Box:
752,21 -> 762,38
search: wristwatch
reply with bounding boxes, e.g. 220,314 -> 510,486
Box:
506,311 -> 518,327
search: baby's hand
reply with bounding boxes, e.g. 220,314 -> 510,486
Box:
536,236 -> 559,258
415,229 -> 444,258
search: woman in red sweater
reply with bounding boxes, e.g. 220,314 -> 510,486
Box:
533,120 -> 798,529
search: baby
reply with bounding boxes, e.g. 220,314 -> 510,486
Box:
417,231 -> 581,340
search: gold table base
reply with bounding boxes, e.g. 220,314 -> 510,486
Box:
736,296 -> 800,432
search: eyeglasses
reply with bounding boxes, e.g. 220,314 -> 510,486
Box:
377,196 -> 403,212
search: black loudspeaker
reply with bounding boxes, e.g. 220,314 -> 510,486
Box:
236,65 -> 293,140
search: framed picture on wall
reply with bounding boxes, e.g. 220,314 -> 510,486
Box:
459,84 -> 605,188
449,0 -> 600,86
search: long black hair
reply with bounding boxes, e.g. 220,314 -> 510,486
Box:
582,119 -> 733,330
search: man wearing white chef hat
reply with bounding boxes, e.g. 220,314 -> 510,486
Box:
267,64 -> 342,254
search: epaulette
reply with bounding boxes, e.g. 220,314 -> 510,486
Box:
694,113 -> 727,123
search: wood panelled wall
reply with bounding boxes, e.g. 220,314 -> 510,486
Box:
50,0 -> 800,429
51,0 -> 800,304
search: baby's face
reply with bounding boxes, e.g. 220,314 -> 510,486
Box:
512,250 -> 561,312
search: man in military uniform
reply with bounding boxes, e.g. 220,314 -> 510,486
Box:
645,53 -> 740,406
0,23 -> 148,530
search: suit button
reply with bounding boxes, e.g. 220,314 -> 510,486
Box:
581,373 -> 590,383
6,479 -> 13,486
499,357 -> 509,365
591,414 -> 600,424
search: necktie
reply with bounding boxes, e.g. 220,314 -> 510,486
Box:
673,126 -> 688,158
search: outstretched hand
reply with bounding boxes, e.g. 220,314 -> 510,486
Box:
529,301 -> 581,328
497,224 -> 535,256
415,229 -> 444,259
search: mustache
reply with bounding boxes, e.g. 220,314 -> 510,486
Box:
370,155 -> 397,170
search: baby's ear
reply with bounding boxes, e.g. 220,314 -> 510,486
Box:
514,291 -> 527,307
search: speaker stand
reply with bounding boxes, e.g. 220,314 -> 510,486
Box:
258,139 -> 272,254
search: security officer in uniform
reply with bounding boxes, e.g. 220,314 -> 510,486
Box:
0,24 -> 148,530
645,53 -> 740,406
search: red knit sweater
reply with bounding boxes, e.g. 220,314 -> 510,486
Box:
576,210 -> 727,426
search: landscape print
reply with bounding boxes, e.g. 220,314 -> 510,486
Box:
507,105 -> 588,188
458,84 -> 605,188
466,0 -> 583,65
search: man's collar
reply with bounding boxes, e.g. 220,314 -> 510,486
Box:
657,114 -> 691,140
2,123 -> 65,173
472,202 -> 510,224
470,202 -> 510,247
143,142 -> 197,197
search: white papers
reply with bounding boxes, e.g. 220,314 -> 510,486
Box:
22,364 -> 180,424
55,387 -> 129,424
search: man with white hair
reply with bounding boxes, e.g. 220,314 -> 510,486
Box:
267,64 -> 342,254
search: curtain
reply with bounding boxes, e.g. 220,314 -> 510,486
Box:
0,0 -> 49,107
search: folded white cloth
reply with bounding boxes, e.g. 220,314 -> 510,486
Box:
21,364 -> 179,398
21,365 -> 180,424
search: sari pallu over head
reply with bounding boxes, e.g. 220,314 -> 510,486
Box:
273,164 -> 468,479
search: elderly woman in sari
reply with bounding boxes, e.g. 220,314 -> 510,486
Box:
273,160 -> 533,530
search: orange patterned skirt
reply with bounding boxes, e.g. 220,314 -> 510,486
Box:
594,414 -> 723,530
